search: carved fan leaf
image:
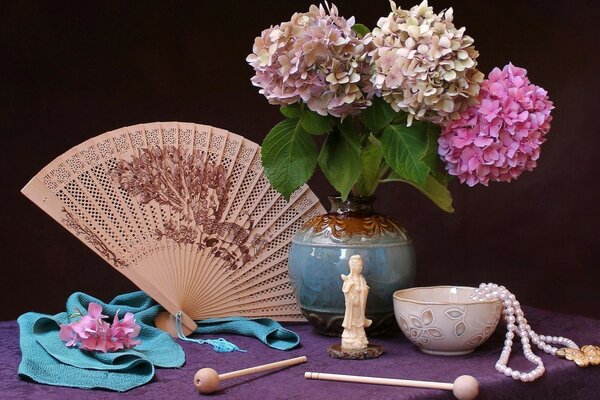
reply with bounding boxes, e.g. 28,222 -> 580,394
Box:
112,146 -> 263,270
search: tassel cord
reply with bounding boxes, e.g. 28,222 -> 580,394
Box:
175,312 -> 245,353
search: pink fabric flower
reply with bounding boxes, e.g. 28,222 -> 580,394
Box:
111,312 -> 142,350
438,63 -> 553,186
59,303 -> 141,353
58,324 -> 78,347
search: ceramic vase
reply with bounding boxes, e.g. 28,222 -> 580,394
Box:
288,196 -> 416,336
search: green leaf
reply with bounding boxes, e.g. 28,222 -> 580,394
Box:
280,104 -> 301,119
300,109 -> 332,135
419,123 -> 453,185
360,96 -> 397,133
261,119 -> 318,200
433,170 -> 452,186
318,120 -> 362,200
351,23 -> 370,37
354,135 -> 384,196
421,122 -> 441,172
381,123 -> 430,186
384,172 -> 455,213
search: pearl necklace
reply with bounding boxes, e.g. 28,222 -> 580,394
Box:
471,283 -> 580,382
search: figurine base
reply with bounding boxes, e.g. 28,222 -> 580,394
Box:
328,344 -> 383,360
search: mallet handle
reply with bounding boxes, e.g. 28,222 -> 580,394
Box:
220,356 -> 307,381
305,372 -> 454,391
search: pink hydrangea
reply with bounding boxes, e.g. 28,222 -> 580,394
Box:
59,303 -> 141,352
438,64 -> 553,186
246,3 -> 372,118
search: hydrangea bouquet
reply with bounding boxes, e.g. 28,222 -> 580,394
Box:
247,1 -> 553,212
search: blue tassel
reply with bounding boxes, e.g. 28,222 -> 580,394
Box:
175,312 -> 245,353
203,338 -> 245,353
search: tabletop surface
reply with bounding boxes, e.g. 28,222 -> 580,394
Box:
1,306 -> 599,400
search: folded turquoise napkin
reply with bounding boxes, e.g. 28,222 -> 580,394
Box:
18,291 -> 183,391
196,317 -> 300,350
18,291 -> 301,392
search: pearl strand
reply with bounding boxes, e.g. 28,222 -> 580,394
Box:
471,283 -> 580,382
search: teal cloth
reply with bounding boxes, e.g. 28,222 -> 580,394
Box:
18,291 -> 184,392
18,291 -> 301,392
196,317 -> 300,350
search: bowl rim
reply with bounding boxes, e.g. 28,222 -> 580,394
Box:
393,285 -> 500,305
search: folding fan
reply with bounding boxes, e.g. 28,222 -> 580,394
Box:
22,122 -> 325,333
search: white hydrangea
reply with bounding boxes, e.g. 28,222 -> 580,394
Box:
368,0 -> 484,124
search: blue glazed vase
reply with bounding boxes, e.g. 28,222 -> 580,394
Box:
288,196 -> 416,336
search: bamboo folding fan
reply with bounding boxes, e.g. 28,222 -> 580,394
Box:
22,122 -> 325,333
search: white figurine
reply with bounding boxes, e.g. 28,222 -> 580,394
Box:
341,255 -> 372,351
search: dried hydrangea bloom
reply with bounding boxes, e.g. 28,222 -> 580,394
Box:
247,3 -> 373,118
369,0 -> 483,124
438,64 -> 554,186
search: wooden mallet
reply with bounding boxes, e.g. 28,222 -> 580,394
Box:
194,356 -> 308,394
305,371 -> 479,400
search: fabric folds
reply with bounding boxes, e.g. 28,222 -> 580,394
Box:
18,291 -> 300,391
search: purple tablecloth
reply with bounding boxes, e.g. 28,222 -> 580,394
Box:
1,307 -> 599,399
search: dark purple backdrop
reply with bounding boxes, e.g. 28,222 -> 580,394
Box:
2,1 -> 599,321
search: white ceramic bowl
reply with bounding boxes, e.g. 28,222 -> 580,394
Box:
393,286 -> 501,356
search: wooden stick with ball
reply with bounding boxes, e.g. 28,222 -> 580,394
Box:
305,372 -> 479,400
194,356 -> 308,394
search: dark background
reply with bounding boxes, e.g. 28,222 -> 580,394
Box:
2,0 -> 599,321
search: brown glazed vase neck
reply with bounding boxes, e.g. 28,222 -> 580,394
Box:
296,195 -> 409,244
328,196 -> 376,217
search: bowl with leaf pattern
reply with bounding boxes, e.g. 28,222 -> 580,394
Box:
393,286 -> 501,355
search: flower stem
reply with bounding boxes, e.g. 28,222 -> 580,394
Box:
352,164 -> 390,197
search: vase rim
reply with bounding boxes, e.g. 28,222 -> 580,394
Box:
327,195 -> 377,215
